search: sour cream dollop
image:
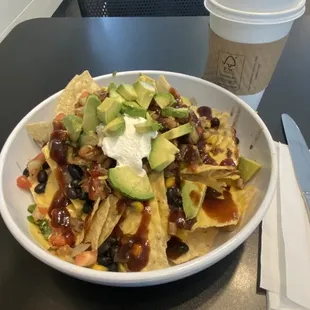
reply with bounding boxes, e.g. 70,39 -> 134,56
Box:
97,116 -> 157,176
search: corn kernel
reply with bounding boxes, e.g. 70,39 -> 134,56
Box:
92,264 -> 108,271
118,263 -> 127,272
165,177 -> 176,189
131,201 -> 144,212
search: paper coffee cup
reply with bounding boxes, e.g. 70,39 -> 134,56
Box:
203,0 -> 306,110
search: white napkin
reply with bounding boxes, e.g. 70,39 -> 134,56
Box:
261,142 -> 310,310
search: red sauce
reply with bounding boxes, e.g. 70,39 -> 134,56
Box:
190,190 -> 201,206
48,125 -> 75,247
202,153 -> 217,165
202,191 -> 238,223
115,203 -> 151,271
62,228 -> 76,247
49,130 -> 68,166
169,208 -> 196,230
51,207 -> 71,228
220,158 -> 236,167
48,189 -> 70,218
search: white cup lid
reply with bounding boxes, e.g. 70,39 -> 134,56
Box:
205,0 -> 306,24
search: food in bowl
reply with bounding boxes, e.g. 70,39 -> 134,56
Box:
16,71 -> 261,272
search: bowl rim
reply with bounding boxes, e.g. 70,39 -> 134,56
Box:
0,70 -> 277,286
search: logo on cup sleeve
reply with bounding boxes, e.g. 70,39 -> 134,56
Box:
216,51 -> 245,92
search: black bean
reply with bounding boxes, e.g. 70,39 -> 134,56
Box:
211,117 -> 220,128
107,237 -> 118,245
82,201 -> 93,213
42,161 -> 49,170
78,191 -> 89,201
197,106 -> 212,119
167,187 -> 182,208
109,246 -> 119,261
37,170 -> 48,183
108,263 -> 118,272
23,168 -> 29,177
34,183 -> 46,194
66,187 -> 78,200
71,179 -> 81,189
68,164 -> 83,180
97,255 -> 113,267
235,136 -> 240,145
205,187 -> 221,199
178,242 -> 189,255
98,241 -> 110,255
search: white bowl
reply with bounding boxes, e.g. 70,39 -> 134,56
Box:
0,71 -> 277,287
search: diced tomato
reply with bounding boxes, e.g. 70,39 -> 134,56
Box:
27,152 -> 46,178
32,206 -> 47,221
88,177 -> 105,201
16,175 -> 32,189
88,164 -> 107,177
54,113 -> 65,122
37,206 -> 48,216
75,250 -> 98,267
80,91 -> 89,99
49,234 -> 67,248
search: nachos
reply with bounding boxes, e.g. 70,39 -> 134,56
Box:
16,71 -> 261,272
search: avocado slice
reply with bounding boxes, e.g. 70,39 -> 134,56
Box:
154,92 -> 174,109
162,107 -> 189,118
116,84 -> 137,101
83,95 -> 101,132
161,123 -> 193,140
156,75 -> 171,93
121,101 -> 146,118
134,113 -> 162,133
108,166 -> 154,200
181,180 -> 206,219
97,97 -> 122,125
63,115 -> 83,142
148,136 -> 179,172
238,156 -> 261,183
79,131 -> 99,146
108,82 -> 117,92
138,74 -> 156,87
102,116 -> 125,137
134,80 -> 156,109
108,83 -> 126,104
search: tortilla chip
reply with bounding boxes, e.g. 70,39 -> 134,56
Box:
149,172 -> 169,244
119,207 -> 142,234
56,71 -> 101,115
42,145 -> 58,171
84,198 -> 101,232
171,227 -> 218,264
26,122 -> 53,144
193,185 -> 257,230
84,195 -> 113,249
98,195 -> 123,247
143,198 -> 169,271
119,198 -> 169,271
182,165 -> 238,193
231,185 -> 257,217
